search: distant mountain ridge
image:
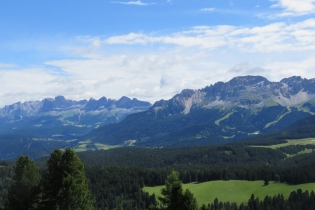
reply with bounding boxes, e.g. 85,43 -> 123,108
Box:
0,95 -> 152,159
0,95 -> 151,140
85,75 -> 315,147
2,75 -> 315,159
150,76 -> 315,116
0,95 -> 151,120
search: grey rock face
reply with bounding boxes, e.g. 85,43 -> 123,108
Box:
149,76 -> 315,115
0,101 -> 42,120
0,96 -> 151,123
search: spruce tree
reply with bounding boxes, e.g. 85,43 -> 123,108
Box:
5,156 -> 41,210
158,171 -> 198,210
41,149 -> 94,210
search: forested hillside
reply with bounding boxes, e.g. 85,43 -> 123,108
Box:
1,107 -> 315,209
1,140 -> 315,209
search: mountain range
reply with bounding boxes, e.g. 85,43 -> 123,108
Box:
84,76 -> 315,147
1,75 -> 315,159
0,96 -> 151,159
0,95 -> 151,140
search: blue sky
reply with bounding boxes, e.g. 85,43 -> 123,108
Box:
0,0 -> 315,106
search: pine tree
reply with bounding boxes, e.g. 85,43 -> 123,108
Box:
41,149 -> 94,210
5,156 -> 41,210
158,171 -> 198,210
182,189 -> 198,210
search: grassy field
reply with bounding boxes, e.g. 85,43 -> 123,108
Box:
249,138 -> 315,158
73,141 -> 119,152
251,138 -> 315,149
264,107 -> 291,129
143,180 -> 315,205
215,112 -> 234,126
94,143 -> 119,150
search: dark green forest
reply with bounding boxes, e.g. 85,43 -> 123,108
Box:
1,140 -> 315,209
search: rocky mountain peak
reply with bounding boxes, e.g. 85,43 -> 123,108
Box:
116,96 -> 151,109
179,89 -> 195,98
280,76 -> 303,84
55,95 -> 66,102
0,100 -> 42,120
0,95 -> 151,115
117,96 -> 132,106
277,76 -> 315,96
40,96 -> 78,112
150,75 -> 315,117
228,75 -> 269,86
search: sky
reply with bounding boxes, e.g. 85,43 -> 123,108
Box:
0,0 -> 315,107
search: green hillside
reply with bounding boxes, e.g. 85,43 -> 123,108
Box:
83,104 -> 313,147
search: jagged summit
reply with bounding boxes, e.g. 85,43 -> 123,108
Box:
0,95 -> 151,117
85,75 -> 315,147
0,96 -> 152,137
150,75 -> 315,116
227,75 -> 269,86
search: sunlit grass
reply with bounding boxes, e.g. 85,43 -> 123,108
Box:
143,180 -> 315,206
250,138 -> 315,149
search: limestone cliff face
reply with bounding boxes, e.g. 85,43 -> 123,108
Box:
149,76 -> 315,116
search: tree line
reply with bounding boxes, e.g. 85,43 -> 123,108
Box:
199,189 -> 315,210
1,145 -> 315,209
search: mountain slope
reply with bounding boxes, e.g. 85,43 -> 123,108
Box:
84,76 -> 315,147
240,114 -> 315,145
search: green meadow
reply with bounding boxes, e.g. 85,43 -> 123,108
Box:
73,141 -> 119,152
143,180 -> 315,205
251,138 -> 315,149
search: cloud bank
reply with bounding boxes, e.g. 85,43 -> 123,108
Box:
103,18 -> 315,52
1,18 -> 315,107
111,0 -> 155,6
270,0 -> 315,17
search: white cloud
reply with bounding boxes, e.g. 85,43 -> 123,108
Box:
0,62 -> 16,68
103,19 -> 315,53
1,18 -> 315,107
40,52 -> 230,104
270,0 -> 315,16
0,67 -> 72,106
94,77 -> 122,89
200,8 -> 215,12
263,57 -> 315,80
111,0 -> 155,6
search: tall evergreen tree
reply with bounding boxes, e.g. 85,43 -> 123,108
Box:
158,171 -> 198,210
41,149 -> 94,210
182,189 -> 198,210
5,156 -> 41,210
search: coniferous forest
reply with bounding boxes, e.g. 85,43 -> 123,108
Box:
0,141 -> 315,210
